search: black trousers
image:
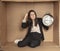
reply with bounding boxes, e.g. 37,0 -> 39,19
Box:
17,32 -> 42,48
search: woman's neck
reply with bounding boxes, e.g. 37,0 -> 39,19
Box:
32,19 -> 35,26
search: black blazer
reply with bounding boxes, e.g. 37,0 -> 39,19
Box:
21,18 -> 49,41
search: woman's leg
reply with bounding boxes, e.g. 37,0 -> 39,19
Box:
28,32 -> 42,48
28,40 -> 41,48
17,35 -> 30,47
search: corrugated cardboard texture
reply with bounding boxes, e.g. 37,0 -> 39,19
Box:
6,2 -> 53,42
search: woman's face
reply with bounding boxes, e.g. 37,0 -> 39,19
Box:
30,12 -> 36,20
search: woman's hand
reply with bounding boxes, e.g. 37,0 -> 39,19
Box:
24,13 -> 28,20
22,13 -> 28,22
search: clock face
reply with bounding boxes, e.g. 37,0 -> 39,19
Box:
42,14 -> 54,26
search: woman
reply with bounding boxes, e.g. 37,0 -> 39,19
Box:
17,10 -> 49,48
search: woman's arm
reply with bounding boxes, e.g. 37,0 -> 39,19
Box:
41,18 -> 49,30
38,18 -> 49,30
21,19 -> 28,28
21,13 -> 28,28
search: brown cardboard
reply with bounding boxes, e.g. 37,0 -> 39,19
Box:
0,0 -> 60,46
0,1 -> 7,45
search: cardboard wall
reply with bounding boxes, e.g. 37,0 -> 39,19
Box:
59,1 -> 60,46
6,2 -> 53,42
0,0 -> 60,46
0,1 -> 7,45
53,2 -> 59,45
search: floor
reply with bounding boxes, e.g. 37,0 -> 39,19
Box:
1,42 -> 60,51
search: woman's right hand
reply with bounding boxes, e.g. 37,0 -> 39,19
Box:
24,13 -> 28,20
22,13 -> 28,22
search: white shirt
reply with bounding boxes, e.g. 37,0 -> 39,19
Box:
31,24 -> 41,33
22,19 -> 41,33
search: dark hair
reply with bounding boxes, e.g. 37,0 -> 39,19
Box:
27,10 -> 38,26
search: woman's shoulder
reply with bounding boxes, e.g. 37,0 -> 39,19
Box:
37,18 -> 42,21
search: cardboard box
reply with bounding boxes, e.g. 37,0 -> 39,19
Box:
0,0 -> 60,47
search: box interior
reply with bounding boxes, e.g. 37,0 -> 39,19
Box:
0,1 -> 59,46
